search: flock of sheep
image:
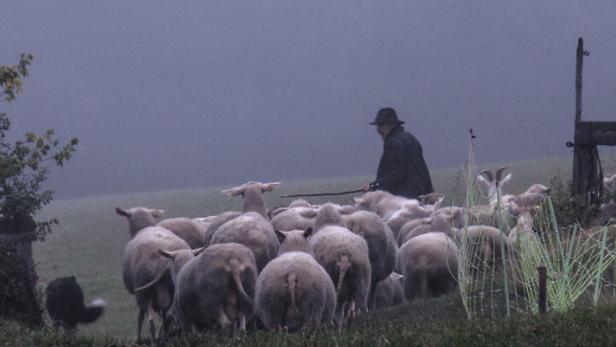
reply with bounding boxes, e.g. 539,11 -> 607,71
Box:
114,169 -> 616,344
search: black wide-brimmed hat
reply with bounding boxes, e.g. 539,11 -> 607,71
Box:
370,107 -> 405,125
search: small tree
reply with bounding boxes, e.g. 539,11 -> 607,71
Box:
0,54 -> 78,326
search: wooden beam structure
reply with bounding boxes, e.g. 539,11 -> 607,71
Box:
570,38 -> 615,205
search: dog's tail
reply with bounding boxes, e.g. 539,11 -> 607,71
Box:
77,298 -> 106,324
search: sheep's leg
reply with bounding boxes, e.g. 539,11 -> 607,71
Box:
239,315 -> 247,332
158,311 -> 167,341
335,302 -> 346,332
147,305 -> 157,347
217,308 -> 233,336
137,309 -> 145,344
346,301 -> 357,327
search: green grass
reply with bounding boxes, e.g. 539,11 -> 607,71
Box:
4,296 -> 616,346
30,156 -> 588,341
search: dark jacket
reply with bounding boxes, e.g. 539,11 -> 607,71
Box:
370,125 -> 433,198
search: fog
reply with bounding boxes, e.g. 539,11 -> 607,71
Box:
2,1 -> 615,198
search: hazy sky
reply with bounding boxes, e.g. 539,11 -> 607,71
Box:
2,1 -> 615,198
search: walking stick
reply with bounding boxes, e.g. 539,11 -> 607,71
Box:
280,188 -> 365,199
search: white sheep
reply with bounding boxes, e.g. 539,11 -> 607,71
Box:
476,167 -> 512,206
115,207 -> 164,238
274,228 -> 314,255
271,206 -> 317,232
157,217 -> 206,249
202,211 -> 242,246
221,181 -> 281,219
309,225 -> 371,328
210,212 -> 279,272
396,207 -> 464,246
343,210 -> 398,309
604,173 -> 616,192
121,226 -> 190,344
396,232 -> 459,299
313,203 -> 347,232
116,207 -> 205,249
255,251 -> 336,331
160,243 -> 258,335
353,191 -> 410,220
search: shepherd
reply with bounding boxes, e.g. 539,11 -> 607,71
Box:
363,107 -> 434,199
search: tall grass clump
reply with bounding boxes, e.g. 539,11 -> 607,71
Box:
456,133 -> 516,319
456,135 -> 616,319
513,201 -> 614,313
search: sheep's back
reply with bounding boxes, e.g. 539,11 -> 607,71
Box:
123,227 -> 189,293
210,212 -> 279,271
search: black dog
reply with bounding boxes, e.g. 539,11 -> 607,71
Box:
45,276 -> 106,330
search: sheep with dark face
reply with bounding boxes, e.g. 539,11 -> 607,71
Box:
161,243 -> 257,335
373,272 -> 404,310
45,276 -> 106,331
343,210 -> 398,309
396,232 -> 458,300
309,225 -> 371,327
255,248 -> 336,331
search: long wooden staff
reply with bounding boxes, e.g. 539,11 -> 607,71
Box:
280,188 -> 365,198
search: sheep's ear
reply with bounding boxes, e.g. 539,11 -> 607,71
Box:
495,167 -> 509,182
478,169 -> 494,182
433,196 -> 444,209
222,186 -> 243,197
158,249 -> 176,260
337,205 -> 357,215
274,229 -> 286,243
262,182 -> 282,192
353,197 -> 364,204
303,227 -> 313,239
500,173 -> 512,186
116,207 -> 131,217
299,209 -> 318,219
476,175 -> 492,190
192,247 -> 206,257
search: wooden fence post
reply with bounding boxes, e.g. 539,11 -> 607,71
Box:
538,266 -> 547,314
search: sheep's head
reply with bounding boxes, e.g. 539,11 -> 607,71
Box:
115,207 -> 165,238
418,192 -> 445,208
158,247 -> 205,282
222,181 -> 281,219
314,203 -> 345,231
603,174 -> 616,192
477,167 -> 512,206
276,227 -> 313,255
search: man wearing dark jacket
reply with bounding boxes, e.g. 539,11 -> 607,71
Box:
363,107 -> 433,199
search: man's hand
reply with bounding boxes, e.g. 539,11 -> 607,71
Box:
363,182 -> 379,192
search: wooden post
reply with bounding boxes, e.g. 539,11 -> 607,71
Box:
538,266 -> 547,314
575,37 -> 584,125
571,37 -> 603,205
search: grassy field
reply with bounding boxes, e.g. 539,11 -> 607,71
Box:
29,156 -> 602,341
